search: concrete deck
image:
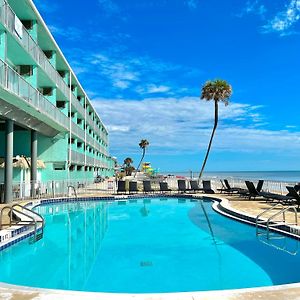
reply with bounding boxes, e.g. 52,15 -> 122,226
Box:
223,194 -> 300,225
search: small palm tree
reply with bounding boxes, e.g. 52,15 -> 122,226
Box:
134,139 -> 149,177
198,79 -> 232,181
124,157 -> 133,167
123,157 -> 134,176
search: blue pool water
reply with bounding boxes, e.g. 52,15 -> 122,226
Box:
0,198 -> 300,293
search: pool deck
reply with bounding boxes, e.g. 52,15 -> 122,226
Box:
1,193 -> 300,299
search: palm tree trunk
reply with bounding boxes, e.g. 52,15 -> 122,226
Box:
198,100 -> 219,181
134,149 -> 146,178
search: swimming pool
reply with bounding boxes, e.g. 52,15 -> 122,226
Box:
0,197 -> 299,293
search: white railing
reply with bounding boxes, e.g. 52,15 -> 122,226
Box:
0,58 -> 70,130
0,1 -> 108,138
1,178 -> 116,201
162,175 -> 298,195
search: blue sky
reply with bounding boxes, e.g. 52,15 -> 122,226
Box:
35,0 -> 300,172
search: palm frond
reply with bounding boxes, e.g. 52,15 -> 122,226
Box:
139,139 -> 150,149
201,79 -> 232,105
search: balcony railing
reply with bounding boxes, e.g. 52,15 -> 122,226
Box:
0,2 -> 107,135
70,150 -> 108,168
0,57 -> 108,156
0,58 -> 70,130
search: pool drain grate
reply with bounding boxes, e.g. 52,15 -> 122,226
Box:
140,261 -> 153,267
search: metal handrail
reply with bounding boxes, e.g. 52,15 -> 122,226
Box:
266,206 -> 298,239
1,206 -> 37,238
255,203 -> 283,235
12,204 -> 44,225
0,204 -> 44,241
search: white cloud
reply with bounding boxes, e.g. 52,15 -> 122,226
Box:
136,84 -> 171,94
68,49 -> 201,98
91,96 -> 300,156
34,0 -> 58,13
184,0 -> 199,10
262,0 -> 300,35
98,0 -> 120,16
237,0 -> 267,18
48,25 -> 83,41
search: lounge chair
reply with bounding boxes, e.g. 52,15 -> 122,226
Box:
256,180 -> 264,192
286,186 -> 300,208
117,181 -> 126,194
217,180 -> 232,193
294,184 -> 300,193
202,180 -> 215,194
129,181 -> 139,194
224,179 -> 243,193
190,180 -> 203,192
159,182 -> 172,193
178,180 -> 190,193
143,181 -> 155,193
239,180 -> 264,198
245,181 -> 292,202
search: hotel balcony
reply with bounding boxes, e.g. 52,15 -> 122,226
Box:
0,1 -> 108,144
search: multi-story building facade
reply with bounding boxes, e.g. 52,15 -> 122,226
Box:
0,0 -> 114,203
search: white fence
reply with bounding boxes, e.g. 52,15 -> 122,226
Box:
0,178 -> 117,202
1,174 -> 298,202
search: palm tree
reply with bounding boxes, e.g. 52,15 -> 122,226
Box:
123,157 -> 134,176
198,79 -> 232,181
124,157 -> 133,167
134,139 -> 149,177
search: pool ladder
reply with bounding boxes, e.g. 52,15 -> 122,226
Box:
0,204 -> 45,243
255,204 -> 299,255
256,204 -> 298,239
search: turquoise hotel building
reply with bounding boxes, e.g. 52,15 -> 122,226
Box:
0,0 -> 115,203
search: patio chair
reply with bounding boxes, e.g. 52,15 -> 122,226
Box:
178,180 -> 190,193
256,180 -> 264,192
246,181 -> 292,203
217,180 -> 232,193
202,180 -> 215,194
239,180 -> 264,198
143,181 -> 155,193
117,181 -> 126,194
129,181 -> 139,194
286,186 -> 300,208
159,182 -> 172,192
190,180 -> 203,192
294,184 -> 300,193
224,179 -> 243,193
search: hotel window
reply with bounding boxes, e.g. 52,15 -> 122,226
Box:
21,20 -> 33,30
19,65 -> 33,76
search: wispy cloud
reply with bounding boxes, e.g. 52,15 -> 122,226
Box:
262,0 -> 300,36
184,0 -> 199,10
237,0 -> 267,18
92,97 -> 300,156
48,25 -> 83,41
238,0 -> 300,36
98,0 -> 123,18
136,84 -> 171,94
34,0 -> 59,14
66,47 -> 202,98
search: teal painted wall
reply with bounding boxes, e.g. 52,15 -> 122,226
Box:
0,31 -> 7,60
